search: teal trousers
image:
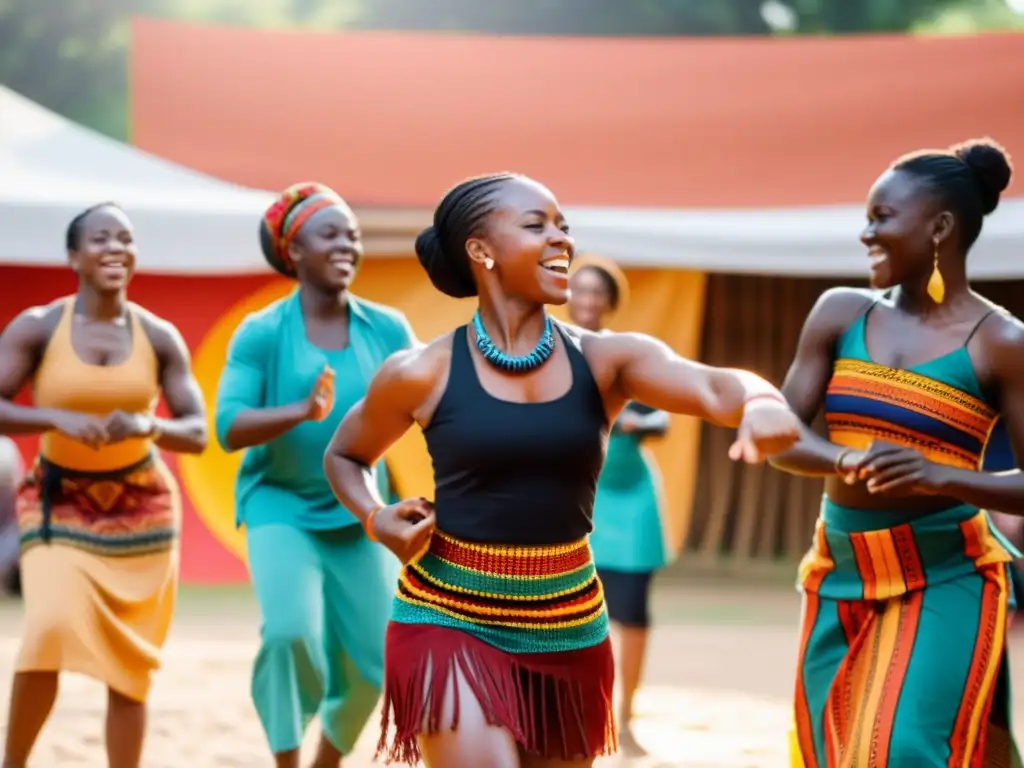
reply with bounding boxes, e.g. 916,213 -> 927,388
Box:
246,523 -> 398,754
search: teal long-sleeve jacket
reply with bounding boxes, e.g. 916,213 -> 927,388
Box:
214,291 -> 414,530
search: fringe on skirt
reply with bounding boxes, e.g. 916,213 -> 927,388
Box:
378,622 -> 616,764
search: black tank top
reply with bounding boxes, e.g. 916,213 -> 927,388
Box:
424,322 -> 609,545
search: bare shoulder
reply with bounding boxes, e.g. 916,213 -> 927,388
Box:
806,286 -> 878,328
132,305 -> 187,354
375,330 -> 453,390
2,301 -> 64,345
978,304 -> 1024,353
562,324 -> 677,396
559,322 -> 611,349
570,323 -> 663,360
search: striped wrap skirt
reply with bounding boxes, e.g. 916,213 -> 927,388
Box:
377,530 -> 616,764
791,499 -> 1022,767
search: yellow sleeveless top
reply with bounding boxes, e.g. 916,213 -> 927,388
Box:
34,299 -> 159,472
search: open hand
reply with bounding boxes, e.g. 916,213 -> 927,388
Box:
307,366 -> 335,421
728,397 -> 801,463
51,411 -> 109,450
104,410 -> 154,444
370,497 -> 436,563
853,445 -> 945,496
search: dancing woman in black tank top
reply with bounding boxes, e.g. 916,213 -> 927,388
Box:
324,173 -> 800,768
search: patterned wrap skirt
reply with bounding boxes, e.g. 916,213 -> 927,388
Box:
15,453 -> 179,701
378,530 -> 616,764
791,499 -> 1022,767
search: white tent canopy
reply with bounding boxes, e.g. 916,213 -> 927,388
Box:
0,85 -> 274,274
567,200 -> 1024,279
2,85 -> 1023,277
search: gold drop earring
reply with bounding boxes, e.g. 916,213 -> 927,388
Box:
926,237 -> 945,304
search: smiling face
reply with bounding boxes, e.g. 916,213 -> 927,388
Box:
467,177 -> 575,305
289,204 -> 364,292
568,266 -> 616,330
861,168 -> 952,290
67,206 -> 136,293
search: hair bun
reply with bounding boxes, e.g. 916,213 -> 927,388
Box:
952,137 -> 1013,215
414,225 -> 477,299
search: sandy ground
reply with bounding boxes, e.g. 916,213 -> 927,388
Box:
0,577 -> 1021,767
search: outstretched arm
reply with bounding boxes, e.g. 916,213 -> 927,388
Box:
769,289 -> 875,477
599,331 -> 799,461
606,332 -> 782,427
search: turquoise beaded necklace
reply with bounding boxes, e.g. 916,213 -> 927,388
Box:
472,310 -> 555,373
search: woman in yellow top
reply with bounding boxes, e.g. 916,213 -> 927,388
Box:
0,202 -> 207,767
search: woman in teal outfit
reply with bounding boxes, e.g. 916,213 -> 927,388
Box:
215,183 -> 415,768
567,254 -> 670,757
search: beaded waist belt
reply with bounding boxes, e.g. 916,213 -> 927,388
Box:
392,530 -> 609,654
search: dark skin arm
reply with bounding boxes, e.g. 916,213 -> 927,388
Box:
0,306 -> 108,446
223,370 -> 331,451
225,405 -> 307,451
587,329 -> 801,462
858,313 -> 1024,514
599,333 -> 778,426
769,288 -> 876,477
325,347 -> 434,523
121,315 -> 207,454
324,343 -> 440,562
230,403 -> 309,450
215,315 -> 332,452
0,308 -> 61,433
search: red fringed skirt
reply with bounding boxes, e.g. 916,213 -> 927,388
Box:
377,531 -> 616,764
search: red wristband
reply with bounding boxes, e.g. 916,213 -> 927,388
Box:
364,506 -> 383,542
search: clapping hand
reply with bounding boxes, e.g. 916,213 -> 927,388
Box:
51,411 -> 109,450
104,410 -> 154,444
307,366 -> 336,421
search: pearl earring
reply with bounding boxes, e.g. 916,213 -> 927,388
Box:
484,257 -> 494,271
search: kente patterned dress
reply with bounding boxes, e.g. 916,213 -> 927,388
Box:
16,298 -> 179,702
790,305 -> 1022,768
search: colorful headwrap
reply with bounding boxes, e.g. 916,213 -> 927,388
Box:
260,182 -> 346,277
570,253 -> 630,313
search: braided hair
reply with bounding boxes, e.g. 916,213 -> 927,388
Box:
892,137 -> 1013,250
415,173 -> 519,298
66,202 -> 122,250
